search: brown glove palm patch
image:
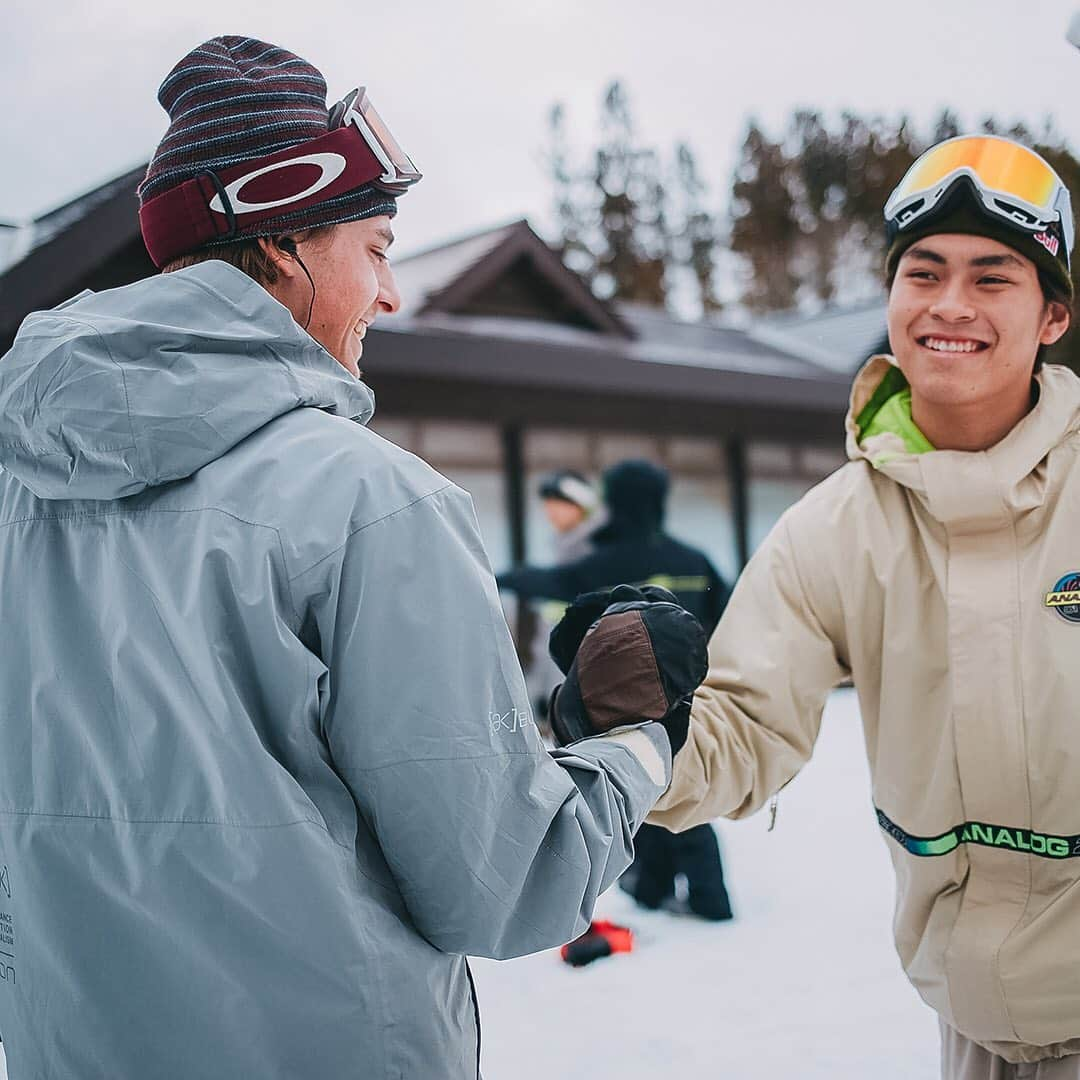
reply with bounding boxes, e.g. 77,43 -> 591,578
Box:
577,610 -> 669,730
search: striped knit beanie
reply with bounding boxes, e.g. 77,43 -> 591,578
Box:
138,36 -> 395,255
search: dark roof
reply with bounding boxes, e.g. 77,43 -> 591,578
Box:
614,302 -> 834,379
392,219 -> 633,337
364,312 -> 850,440
366,221 -> 850,439
0,165 -> 152,350
750,299 -> 889,373
367,225 -> 851,441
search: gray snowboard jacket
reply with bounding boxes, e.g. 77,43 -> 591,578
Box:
0,262 -> 670,1079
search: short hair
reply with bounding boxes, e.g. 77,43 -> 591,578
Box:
161,226 -> 333,286
1035,267 -> 1074,373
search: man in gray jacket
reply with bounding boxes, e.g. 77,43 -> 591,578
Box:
0,37 -> 701,1079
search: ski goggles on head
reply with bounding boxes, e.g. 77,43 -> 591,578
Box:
328,87 -> 421,195
140,86 -> 421,267
884,135 -> 1074,270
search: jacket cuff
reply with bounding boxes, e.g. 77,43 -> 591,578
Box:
576,721 -> 672,791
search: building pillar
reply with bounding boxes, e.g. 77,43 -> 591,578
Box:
726,437 -> 750,571
502,425 -> 527,564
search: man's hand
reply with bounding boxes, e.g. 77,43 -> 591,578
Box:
548,585 -> 708,754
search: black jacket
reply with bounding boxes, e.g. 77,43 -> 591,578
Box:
498,463 -> 730,635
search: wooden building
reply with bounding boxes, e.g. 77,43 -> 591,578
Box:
0,170 -> 885,580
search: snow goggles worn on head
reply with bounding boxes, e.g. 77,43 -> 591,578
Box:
328,87 -> 421,193
884,135 -> 1074,271
139,87 -> 421,267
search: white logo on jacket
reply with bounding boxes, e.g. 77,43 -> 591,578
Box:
490,707 -> 534,736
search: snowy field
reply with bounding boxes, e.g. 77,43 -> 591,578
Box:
472,688 -> 941,1079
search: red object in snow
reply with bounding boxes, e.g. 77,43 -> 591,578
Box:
560,920 -> 634,967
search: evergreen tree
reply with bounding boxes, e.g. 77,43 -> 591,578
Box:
547,99 -> 1079,371
592,82 -> 669,306
729,122 -> 799,312
546,82 -> 707,310
546,103 -> 595,285
932,108 -> 961,143
726,109 -> 1076,315
788,109 -> 846,305
675,143 -> 722,315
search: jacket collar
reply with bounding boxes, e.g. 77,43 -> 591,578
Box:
845,355 -> 1080,526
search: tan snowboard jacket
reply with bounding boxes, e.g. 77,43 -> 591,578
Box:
652,356 -> 1080,1064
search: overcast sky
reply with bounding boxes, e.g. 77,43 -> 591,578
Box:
4,0 -> 1079,257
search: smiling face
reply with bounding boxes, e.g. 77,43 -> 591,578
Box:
887,233 -> 1070,448
263,216 -> 400,377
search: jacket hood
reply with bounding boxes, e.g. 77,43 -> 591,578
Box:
844,355 -> 1080,508
0,261 -> 375,500
595,459 -> 669,540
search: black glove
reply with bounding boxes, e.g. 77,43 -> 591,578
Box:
548,585 -> 708,755
549,584 -> 684,675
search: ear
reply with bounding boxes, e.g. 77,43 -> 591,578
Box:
1040,301 -> 1072,347
257,236 -> 301,280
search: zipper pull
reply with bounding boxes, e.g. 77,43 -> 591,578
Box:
767,793 -> 779,832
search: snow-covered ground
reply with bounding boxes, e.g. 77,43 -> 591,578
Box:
471,688 -> 941,1079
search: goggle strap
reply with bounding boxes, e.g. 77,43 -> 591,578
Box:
140,126 -> 386,268
204,170 -> 237,240
887,177 -> 1072,273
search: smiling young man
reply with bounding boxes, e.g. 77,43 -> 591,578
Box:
266,217 -> 400,379
0,36 -> 706,1080
637,135 -> 1080,1077
886,233 -> 1068,450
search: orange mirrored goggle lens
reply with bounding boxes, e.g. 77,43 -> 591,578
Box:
892,136 -> 1059,212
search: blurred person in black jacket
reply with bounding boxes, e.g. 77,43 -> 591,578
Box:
499,460 -> 734,921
